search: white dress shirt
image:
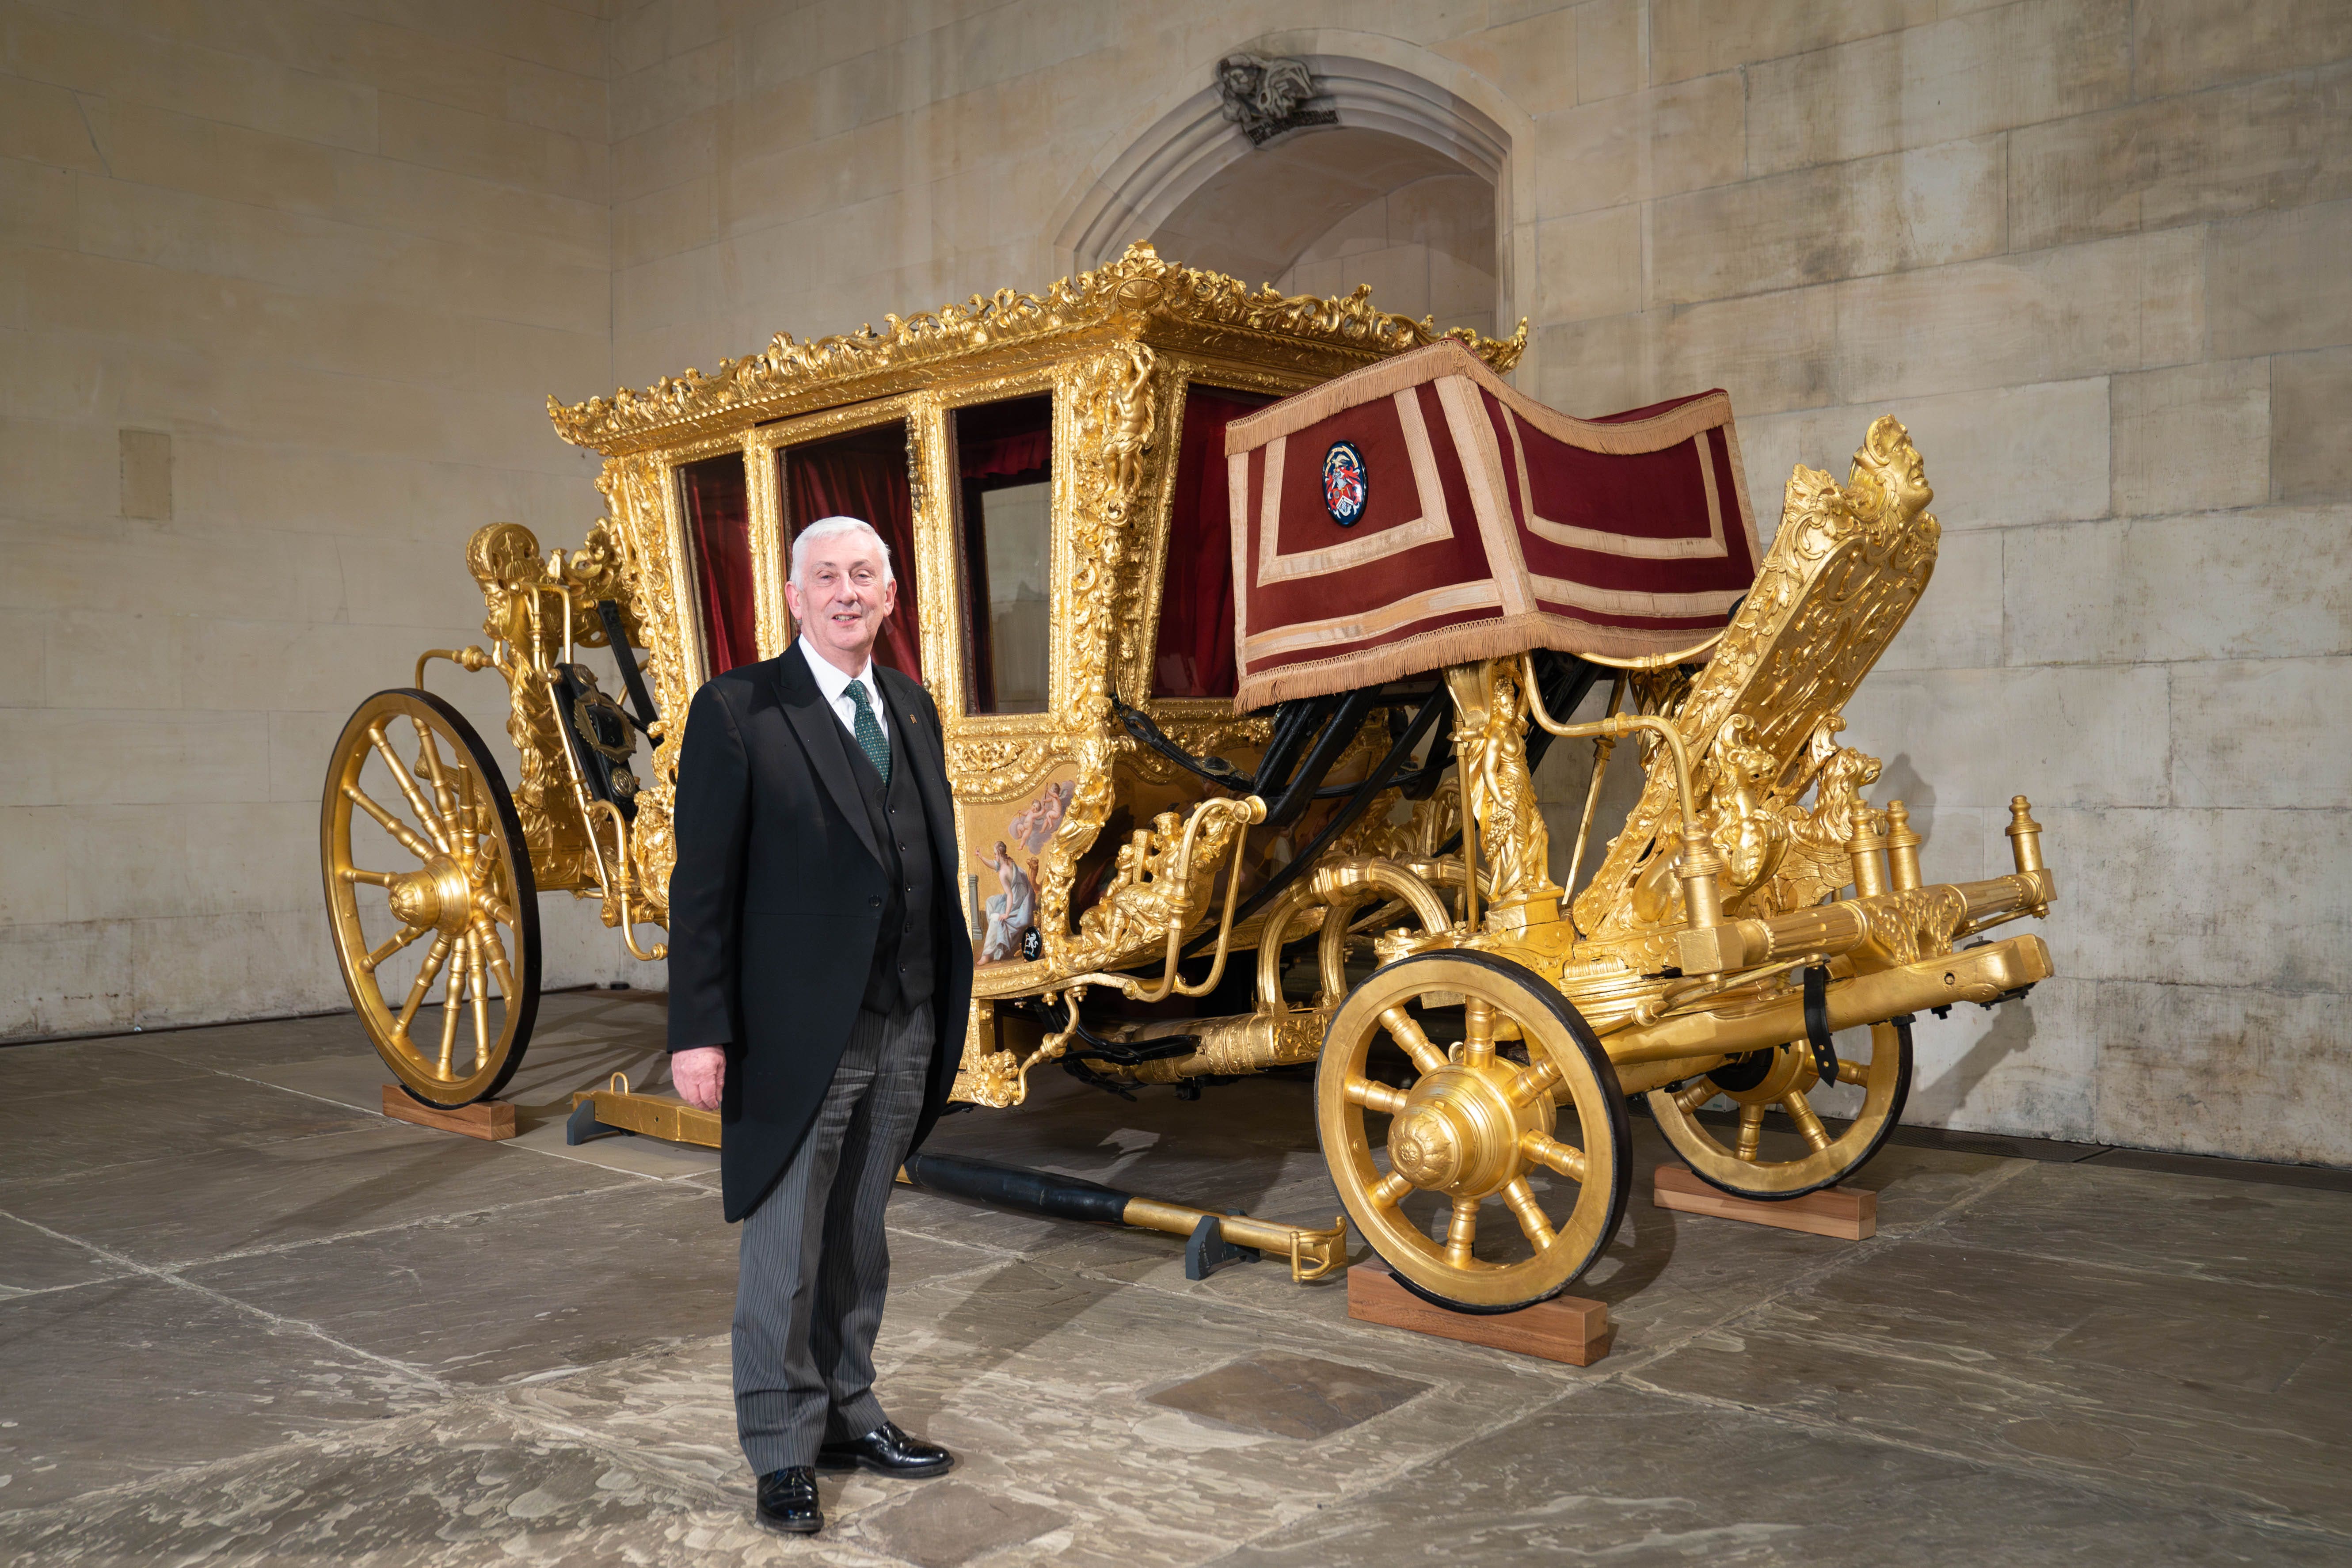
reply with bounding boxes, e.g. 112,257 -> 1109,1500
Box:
797,635 -> 889,770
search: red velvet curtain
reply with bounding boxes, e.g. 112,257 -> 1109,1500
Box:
1153,386 -> 1272,699
785,426 -> 923,682
959,428 -> 1051,480
680,454 -> 758,675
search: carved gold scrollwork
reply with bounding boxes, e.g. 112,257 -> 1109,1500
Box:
954,1046 -> 1029,1109
548,243 -> 1525,457
1575,417 -> 1941,951
1444,660 -> 1561,924
461,523 -> 593,894
1031,342 -> 1162,970
596,455 -> 690,926
1745,715 -> 1884,919
1855,883 -> 1969,967
945,737 -> 1060,803
457,507 -> 671,920
1061,795 -> 1257,978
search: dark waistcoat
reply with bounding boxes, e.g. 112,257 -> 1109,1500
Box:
837,700 -> 940,1016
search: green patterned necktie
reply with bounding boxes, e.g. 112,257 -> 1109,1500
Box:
846,678 -> 891,784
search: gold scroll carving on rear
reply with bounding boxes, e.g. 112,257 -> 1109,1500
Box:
1576,417 -> 1941,955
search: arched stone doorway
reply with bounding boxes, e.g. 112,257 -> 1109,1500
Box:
1153,129 -> 1498,338
1055,41 -> 1528,339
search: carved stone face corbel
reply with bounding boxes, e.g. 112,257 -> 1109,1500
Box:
1214,52 -> 1339,145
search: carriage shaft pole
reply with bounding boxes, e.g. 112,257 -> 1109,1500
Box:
1602,933 -> 2054,1069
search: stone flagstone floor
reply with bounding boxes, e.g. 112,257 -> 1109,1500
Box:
0,991 -> 2347,1565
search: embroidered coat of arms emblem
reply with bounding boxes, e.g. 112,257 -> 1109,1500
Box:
1323,441 -> 1367,526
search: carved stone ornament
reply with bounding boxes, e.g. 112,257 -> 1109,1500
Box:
1214,52 -> 1338,145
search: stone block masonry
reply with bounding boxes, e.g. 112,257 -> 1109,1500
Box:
0,0 -> 639,1040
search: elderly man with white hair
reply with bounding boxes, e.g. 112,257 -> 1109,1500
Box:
666,515 -> 970,1537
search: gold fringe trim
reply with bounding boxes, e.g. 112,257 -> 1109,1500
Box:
1232,611 -> 1722,712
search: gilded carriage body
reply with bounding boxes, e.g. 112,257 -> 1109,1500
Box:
321,242 -> 2056,1310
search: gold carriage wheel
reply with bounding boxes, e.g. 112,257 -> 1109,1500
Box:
1645,1019 -> 1913,1200
1317,951 -> 1631,1313
320,689 -> 541,1109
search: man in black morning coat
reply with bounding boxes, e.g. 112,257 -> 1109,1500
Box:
666,514 -> 971,1537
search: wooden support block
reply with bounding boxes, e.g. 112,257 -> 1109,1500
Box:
1347,1260 -> 1612,1365
1652,1165 -> 1874,1239
381,1085 -> 516,1141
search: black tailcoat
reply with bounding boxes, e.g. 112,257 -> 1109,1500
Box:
665,649 -> 971,1222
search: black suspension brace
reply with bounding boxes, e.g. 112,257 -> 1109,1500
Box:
1113,690 -> 1445,803
595,600 -> 661,734
1179,682 -> 1454,959
1801,964 -> 1841,1088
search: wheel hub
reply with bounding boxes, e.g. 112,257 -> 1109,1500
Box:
1388,1109 -> 1461,1187
1708,1042 -> 1814,1104
387,854 -> 476,936
1385,1062 -> 1553,1199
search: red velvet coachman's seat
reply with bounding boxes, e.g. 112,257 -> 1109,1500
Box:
1223,338 -> 1762,710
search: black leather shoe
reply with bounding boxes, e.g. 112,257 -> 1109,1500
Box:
814,1420 -> 954,1478
754,1466 -> 822,1535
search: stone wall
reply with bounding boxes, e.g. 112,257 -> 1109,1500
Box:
4,0 -> 2344,1164
0,0 -> 639,1038
1272,173 -> 1499,340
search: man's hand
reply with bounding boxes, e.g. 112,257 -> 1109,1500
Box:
673,1046 -> 726,1111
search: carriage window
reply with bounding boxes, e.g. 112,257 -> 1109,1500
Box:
954,396 -> 1053,715
1153,384 -> 1274,698
779,420 -> 923,681
678,453 -> 757,675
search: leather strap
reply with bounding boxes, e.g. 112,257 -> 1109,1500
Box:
595,599 -> 660,732
1802,965 -> 1840,1087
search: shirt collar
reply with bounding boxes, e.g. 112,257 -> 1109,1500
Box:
796,635 -> 877,709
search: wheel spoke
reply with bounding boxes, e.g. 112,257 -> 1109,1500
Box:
411,718 -> 464,838
368,723 -> 452,854
1369,1170 -> 1414,1208
396,933 -> 454,1037
1460,997 -> 1496,1068
1444,1197 -> 1480,1268
344,783 -> 438,863
1379,1005 -> 1449,1076
339,867 -> 399,888
435,940 -> 468,1077
1836,1055 -> 1872,1086
1672,1079 -> 1717,1115
1781,1092 -> 1833,1153
1508,1056 -> 1562,1107
1343,1075 -> 1409,1115
465,932 -> 491,1071
1735,1102 -> 1766,1162
1500,1176 -> 1557,1251
358,924 -> 430,975
464,837 -> 509,912
469,916 -> 515,998
442,771 -> 480,849
1519,1130 -> 1587,1183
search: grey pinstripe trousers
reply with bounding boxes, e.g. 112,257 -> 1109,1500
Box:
734,1003 -> 932,1474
